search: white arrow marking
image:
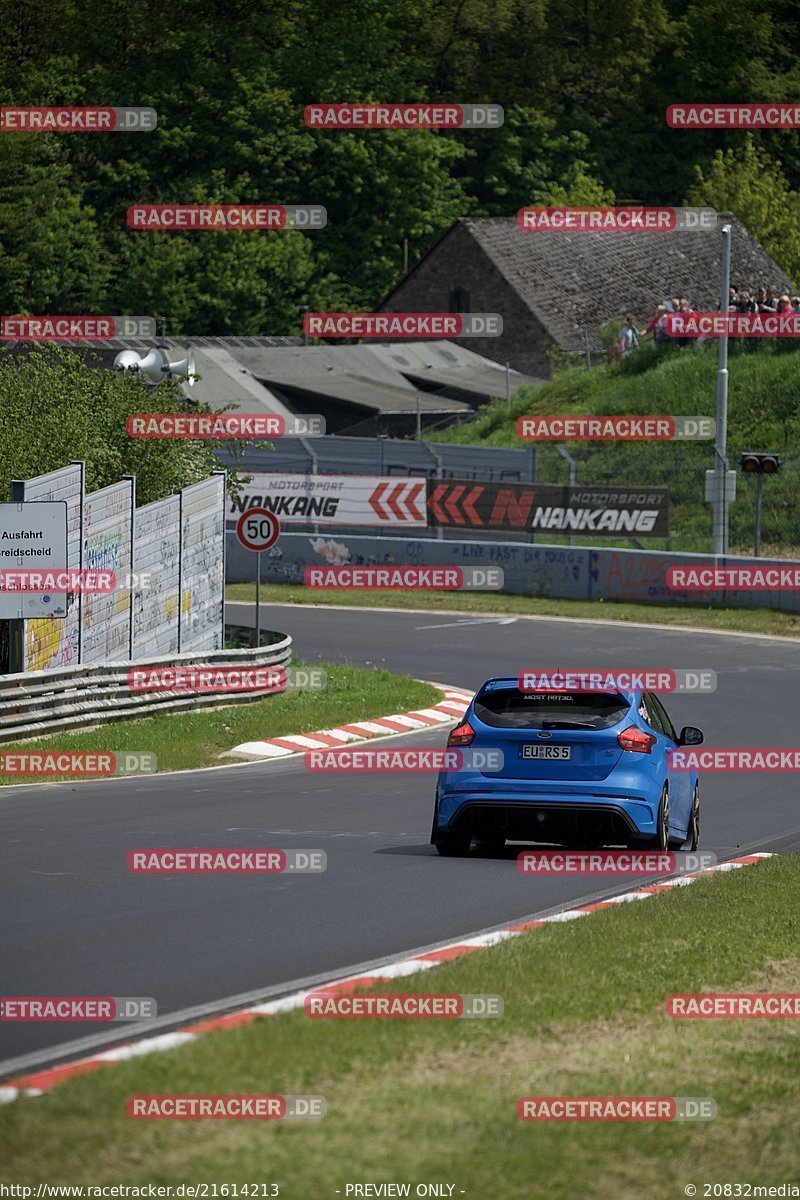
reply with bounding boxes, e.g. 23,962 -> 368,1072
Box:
414,617 -> 518,630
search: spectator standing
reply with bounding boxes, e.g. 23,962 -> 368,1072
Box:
736,288 -> 758,353
617,313 -> 639,357
675,297 -> 696,348
776,296 -> 793,344
751,286 -> 775,348
737,289 -> 757,313
643,304 -> 667,346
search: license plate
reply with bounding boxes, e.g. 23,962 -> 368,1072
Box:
521,745 -> 571,760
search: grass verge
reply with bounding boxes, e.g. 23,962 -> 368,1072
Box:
0,662 -> 440,784
432,343 -> 800,555
1,856 -> 797,1196
227,582 -> 800,638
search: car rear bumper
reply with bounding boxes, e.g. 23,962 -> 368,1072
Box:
435,790 -> 659,841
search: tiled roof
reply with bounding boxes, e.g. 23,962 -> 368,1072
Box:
461,214 -> 795,351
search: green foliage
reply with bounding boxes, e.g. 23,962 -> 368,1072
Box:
598,318 -> 623,350
1,0 -> 799,327
686,137 -> 800,283
433,341 -> 800,554
0,346 -> 249,503
0,137 -> 111,313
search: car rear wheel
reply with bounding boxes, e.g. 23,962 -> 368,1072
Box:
435,836 -> 472,857
687,785 -> 700,850
473,834 -> 506,855
643,785 -> 670,851
431,813 -> 471,857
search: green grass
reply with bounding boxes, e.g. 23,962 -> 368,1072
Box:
227,582 -> 800,637
0,662 -> 440,784
2,855 -> 798,1197
433,341 -> 800,556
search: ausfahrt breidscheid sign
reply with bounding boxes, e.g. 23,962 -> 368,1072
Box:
0,502 -> 69,618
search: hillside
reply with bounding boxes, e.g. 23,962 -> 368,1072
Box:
434,343 -> 800,556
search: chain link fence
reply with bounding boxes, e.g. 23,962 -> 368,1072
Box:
223,433 -> 799,555
529,440 -> 799,555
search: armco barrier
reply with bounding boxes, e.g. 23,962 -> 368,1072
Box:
227,531 -> 800,614
0,636 -> 292,744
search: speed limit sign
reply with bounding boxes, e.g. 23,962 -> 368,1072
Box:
236,508 -> 280,552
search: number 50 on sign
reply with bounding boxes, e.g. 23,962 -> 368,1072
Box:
235,508 -> 280,646
236,509 -> 280,552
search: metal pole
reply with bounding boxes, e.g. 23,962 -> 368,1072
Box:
403,239 -> 409,274
529,445 -> 537,544
506,362 -> 511,409
8,480 -> 25,674
416,393 -> 421,441
555,445 -> 577,548
122,475 -> 136,660
713,224 -> 732,556
72,460 -> 86,664
429,444 -> 444,543
213,468 -> 228,649
300,435 -> 319,537
255,550 -> 262,647
175,487 -> 183,653
584,332 -> 592,370
754,473 -> 764,557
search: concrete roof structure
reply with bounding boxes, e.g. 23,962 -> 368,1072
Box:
1,335 -> 541,433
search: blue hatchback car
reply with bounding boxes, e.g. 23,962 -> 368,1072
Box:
431,678 -> 703,856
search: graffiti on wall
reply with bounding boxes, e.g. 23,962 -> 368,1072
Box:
180,476 -> 225,652
26,617 -> 75,672
15,465 -> 225,672
81,503 -> 131,662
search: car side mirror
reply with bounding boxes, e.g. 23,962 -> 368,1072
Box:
678,726 -> 704,746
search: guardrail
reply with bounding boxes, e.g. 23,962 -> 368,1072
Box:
0,635 -> 292,744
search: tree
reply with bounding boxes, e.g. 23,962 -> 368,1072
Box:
686,137 -> 800,283
0,137 -> 111,313
0,346 -> 249,504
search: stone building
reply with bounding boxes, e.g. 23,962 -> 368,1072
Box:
376,214 -> 794,376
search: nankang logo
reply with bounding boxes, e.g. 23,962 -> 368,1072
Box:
531,507 -> 660,533
231,495 -> 340,518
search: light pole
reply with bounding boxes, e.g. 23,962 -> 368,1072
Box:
712,224 -> 732,555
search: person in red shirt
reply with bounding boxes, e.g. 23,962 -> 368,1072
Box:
643,304 -> 669,349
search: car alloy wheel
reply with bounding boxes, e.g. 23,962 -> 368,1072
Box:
643,784 -> 670,851
658,786 -> 670,851
688,785 -> 700,851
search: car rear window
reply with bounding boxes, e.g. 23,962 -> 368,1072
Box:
473,688 -> 630,730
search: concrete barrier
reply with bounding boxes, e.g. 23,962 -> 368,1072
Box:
226,531 -> 800,613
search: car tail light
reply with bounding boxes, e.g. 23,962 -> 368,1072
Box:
447,721 -> 475,747
618,726 -> 656,753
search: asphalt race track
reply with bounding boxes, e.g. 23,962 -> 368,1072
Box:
3,602 -> 800,1070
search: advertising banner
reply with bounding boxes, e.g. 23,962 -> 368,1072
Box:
427,481 -> 669,537
228,474 -> 427,529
